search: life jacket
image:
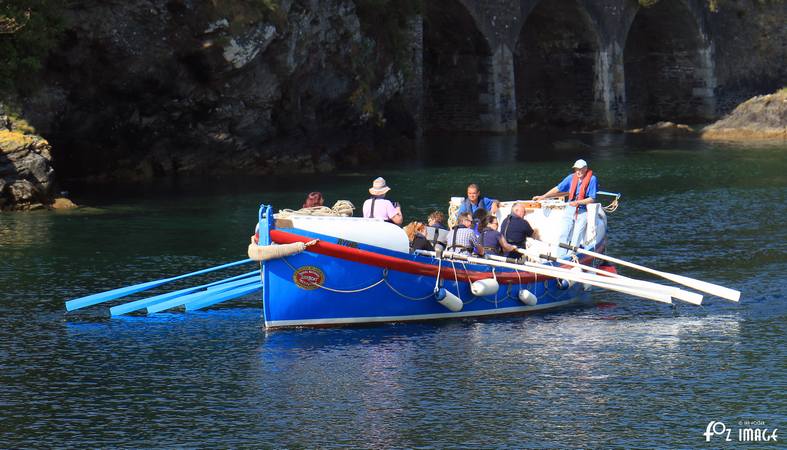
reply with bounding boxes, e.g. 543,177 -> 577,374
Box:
462,197 -> 481,214
447,225 -> 472,252
410,232 -> 433,252
568,170 -> 593,202
425,225 -> 448,250
479,228 -> 502,256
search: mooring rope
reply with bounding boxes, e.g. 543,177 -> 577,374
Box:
383,278 -> 435,301
281,257 -> 385,293
281,257 -> 436,299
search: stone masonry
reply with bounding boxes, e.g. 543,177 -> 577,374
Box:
420,0 -> 786,132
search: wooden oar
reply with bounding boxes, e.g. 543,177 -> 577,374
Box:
65,258 -> 255,311
109,270 -> 260,316
556,242 -> 741,302
511,249 -> 703,305
146,276 -> 259,314
443,251 -> 672,304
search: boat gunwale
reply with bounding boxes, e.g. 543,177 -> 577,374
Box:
268,228 -> 606,285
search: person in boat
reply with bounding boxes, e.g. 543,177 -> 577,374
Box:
456,183 -> 499,220
472,208 -> 488,233
302,191 -> 324,208
425,211 -> 448,251
427,211 -> 447,230
446,212 -> 484,256
477,214 -> 519,257
404,221 -> 434,252
362,177 -> 403,225
532,159 -> 597,248
500,202 -> 538,257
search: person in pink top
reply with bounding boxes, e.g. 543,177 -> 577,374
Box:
362,177 -> 403,225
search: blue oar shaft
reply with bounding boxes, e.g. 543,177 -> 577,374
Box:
185,283 -> 262,311
109,270 -> 260,316
66,258 -> 255,311
146,277 -> 259,314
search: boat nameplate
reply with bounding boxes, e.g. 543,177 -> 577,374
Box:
293,266 -> 325,290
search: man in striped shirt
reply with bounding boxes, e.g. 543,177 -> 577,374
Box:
445,212 -> 483,256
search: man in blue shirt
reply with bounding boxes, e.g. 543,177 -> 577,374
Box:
533,159 -> 598,250
457,183 -> 498,219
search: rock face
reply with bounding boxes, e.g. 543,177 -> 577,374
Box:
627,121 -> 696,136
702,91 -> 787,141
21,0 -> 417,182
0,106 -> 58,210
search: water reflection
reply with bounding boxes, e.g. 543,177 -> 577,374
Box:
0,209 -> 55,247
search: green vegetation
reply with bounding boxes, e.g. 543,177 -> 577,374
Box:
352,0 -> 421,69
0,1 -> 65,96
348,0 -> 421,124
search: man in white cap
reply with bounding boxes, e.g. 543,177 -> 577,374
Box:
533,159 -> 598,248
363,177 -> 403,225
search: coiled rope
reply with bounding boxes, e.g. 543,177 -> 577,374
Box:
277,200 -> 356,218
602,197 -> 619,213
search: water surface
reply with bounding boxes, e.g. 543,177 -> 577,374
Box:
1,133 -> 785,447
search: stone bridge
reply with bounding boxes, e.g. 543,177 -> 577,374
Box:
414,0 -> 720,132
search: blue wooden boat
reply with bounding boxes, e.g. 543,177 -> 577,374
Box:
253,200 -> 613,330
64,192 -> 741,321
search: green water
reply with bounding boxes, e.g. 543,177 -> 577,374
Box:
0,133 -> 785,447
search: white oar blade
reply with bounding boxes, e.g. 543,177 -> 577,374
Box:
450,252 -> 673,306
517,249 -> 703,305
589,279 -> 673,304
669,289 -> 704,306
659,272 -> 741,302
553,240 -> 739,303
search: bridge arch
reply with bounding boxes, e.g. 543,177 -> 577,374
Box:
623,0 -> 716,126
423,0 -> 493,132
514,0 -> 603,128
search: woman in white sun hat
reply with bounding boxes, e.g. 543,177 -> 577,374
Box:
362,177 -> 403,225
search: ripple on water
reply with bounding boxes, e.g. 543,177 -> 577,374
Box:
1,144 -> 785,447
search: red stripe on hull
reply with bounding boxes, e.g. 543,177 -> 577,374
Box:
271,229 -> 605,285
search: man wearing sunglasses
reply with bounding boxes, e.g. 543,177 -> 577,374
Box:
445,212 -> 484,256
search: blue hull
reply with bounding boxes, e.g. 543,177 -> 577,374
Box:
259,205 -> 600,329
263,246 -> 591,329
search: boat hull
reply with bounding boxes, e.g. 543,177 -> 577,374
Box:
265,252 -> 589,329
261,225 -> 601,330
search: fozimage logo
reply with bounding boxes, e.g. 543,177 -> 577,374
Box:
704,421 -> 778,443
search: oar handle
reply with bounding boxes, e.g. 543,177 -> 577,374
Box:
514,247 -> 557,263
559,242 -> 578,251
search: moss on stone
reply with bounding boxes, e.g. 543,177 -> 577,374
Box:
0,129 -> 35,153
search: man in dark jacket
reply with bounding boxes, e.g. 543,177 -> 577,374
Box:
500,202 -> 538,257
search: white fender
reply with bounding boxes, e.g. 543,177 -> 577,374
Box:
470,278 -> 500,297
435,288 -> 463,312
518,289 -> 538,306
